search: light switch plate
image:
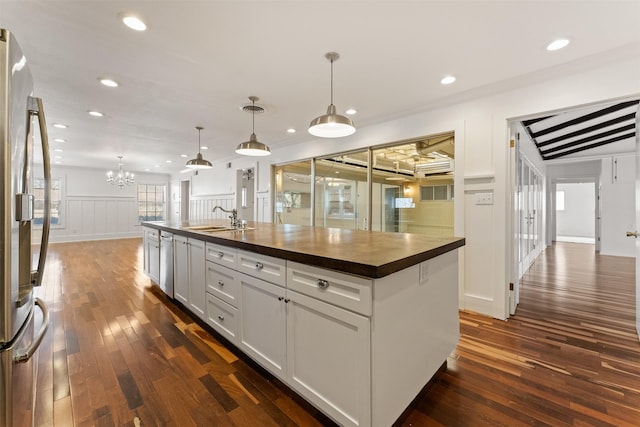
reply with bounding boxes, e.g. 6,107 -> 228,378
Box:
475,192 -> 494,205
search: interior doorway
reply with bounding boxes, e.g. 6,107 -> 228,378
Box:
554,182 -> 596,244
509,96 -> 638,318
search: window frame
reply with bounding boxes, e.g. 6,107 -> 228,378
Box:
556,190 -> 565,211
33,176 -> 64,228
137,183 -> 167,222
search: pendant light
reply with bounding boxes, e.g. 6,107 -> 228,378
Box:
308,52 -> 355,138
185,126 -> 212,169
236,96 -> 271,156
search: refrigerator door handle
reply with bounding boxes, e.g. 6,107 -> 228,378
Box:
27,97 -> 51,288
14,298 -> 50,364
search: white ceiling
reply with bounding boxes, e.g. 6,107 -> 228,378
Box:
2,1 -> 640,174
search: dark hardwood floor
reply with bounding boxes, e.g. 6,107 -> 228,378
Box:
34,239 -> 639,426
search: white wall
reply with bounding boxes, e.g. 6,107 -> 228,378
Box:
35,165 -> 170,243
556,183 -> 596,240
171,157 -> 271,223
171,54 -> 640,320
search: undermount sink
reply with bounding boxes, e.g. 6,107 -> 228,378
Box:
184,225 -> 254,233
185,225 -> 229,231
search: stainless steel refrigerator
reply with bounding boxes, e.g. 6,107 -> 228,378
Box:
0,29 -> 51,427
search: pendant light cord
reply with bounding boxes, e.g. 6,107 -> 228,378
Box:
330,58 -> 334,105
252,99 -> 256,133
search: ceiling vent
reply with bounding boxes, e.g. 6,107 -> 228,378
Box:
416,159 -> 455,175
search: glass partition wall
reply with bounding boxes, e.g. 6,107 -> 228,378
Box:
274,160 -> 313,225
315,150 -> 369,230
273,133 -> 455,236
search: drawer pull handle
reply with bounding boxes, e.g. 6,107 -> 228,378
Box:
278,296 -> 284,301
317,279 -> 329,289
217,252 -> 224,258
218,280 -> 224,286
255,262 -> 264,270
217,315 -> 224,321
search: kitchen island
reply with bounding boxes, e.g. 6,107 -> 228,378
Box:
143,220 -> 464,427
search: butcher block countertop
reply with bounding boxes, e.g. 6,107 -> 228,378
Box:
143,220 -> 465,279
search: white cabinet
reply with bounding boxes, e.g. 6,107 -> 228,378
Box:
143,227 -> 160,283
286,290 -> 371,427
206,242 -> 238,269
205,243 -> 240,342
287,261 -> 372,315
173,235 -> 206,320
237,249 -> 286,286
206,262 -> 239,307
238,272 -> 287,379
174,234 -> 189,306
158,226 -> 460,427
206,293 -> 239,344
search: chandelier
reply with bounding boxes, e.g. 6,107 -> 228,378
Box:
106,156 -> 135,188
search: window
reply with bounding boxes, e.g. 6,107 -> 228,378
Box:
556,190 -> 565,211
138,184 -> 166,221
420,185 -> 453,201
34,177 -> 62,226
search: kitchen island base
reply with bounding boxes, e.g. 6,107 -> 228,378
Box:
142,222 -> 463,427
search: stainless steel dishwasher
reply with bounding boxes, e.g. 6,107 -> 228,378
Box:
159,231 -> 174,298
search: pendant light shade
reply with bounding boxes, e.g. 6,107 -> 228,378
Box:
308,52 -> 355,138
186,126 -> 212,169
236,96 -> 271,156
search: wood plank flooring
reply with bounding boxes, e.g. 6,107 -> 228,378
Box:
34,239 -> 639,426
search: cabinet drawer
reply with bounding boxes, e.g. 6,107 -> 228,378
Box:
206,262 -> 239,307
237,250 -> 286,287
206,242 -> 237,268
206,294 -> 239,345
144,227 -> 159,239
287,262 -> 372,316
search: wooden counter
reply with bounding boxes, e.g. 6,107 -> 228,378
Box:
142,220 -> 464,278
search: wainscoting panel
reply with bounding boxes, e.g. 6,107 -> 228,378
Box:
189,196 -> 235,221
256,191 -> 271,223
45,197 -> 140,243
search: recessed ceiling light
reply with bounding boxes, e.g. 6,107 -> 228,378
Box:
55,161 -> 62,165
144,168 -> 150,172
154,164 -> 160,168
53,138 -> 66,143
53,123 -> 67,129
287,128 -> 296,134
180,154 -> 188,158
440,75 -> 456,85
201,146 -> 208,150
54,156 -> 62,159
546,38 -> 570,51
99,78 -> 119,88
53,148 -> 63,152
122,15 -> 147,31
88,111 -> 104,117
345,109 -> 357,115
166,160 -> 173,163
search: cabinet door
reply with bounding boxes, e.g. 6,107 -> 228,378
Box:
286,290 -> 371,427
173,235 -> 189,306
188,238 -> 206,320
238,273 -> 286,379
144,228 -> 160,283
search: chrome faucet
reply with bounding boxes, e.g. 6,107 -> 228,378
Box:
212,206 -> 238,227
